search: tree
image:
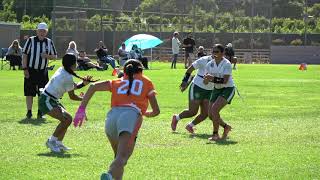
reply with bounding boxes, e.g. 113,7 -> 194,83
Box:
0,0 -> 16,22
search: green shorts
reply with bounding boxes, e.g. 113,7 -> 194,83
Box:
210,87 -> 235,104
189,83 -> 212,101
38,93 -> 63,115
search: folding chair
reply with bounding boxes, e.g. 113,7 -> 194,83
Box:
1,48 -> 9,70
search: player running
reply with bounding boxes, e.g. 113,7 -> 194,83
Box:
74,59 -> 160,180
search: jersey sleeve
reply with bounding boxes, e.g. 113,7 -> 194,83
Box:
192,57 -> 205,69
223,63 -> 232,75
23,38 -> 31,55
48,39 -> 57,56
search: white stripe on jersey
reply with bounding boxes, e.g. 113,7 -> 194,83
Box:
34,41 -> 41,68
29,37 -> 35,68
40,42 -> 46,69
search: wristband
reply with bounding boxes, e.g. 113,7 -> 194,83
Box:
76,82 -> 85,89
182,73 -> 191,83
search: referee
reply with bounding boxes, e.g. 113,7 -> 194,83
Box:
22,22 -> 57,119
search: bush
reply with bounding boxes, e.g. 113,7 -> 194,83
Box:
290,39 -> 303,46
272,38 -> 286,45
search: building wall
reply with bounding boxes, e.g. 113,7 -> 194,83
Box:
271,46 -> 320,64
0,23 -> 20,49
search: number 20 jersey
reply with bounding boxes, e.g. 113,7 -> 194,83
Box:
109,74 -> 156,114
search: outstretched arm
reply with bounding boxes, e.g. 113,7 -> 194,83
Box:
180,65 -> 195,92
74,80 -> 111,127
80,80 -> 111,107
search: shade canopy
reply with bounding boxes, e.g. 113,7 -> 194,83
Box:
124,34 -> 163,51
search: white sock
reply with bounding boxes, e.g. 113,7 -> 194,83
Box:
56,141 -> 62,145
49,136 -> 58,142
175,114 -> 181,121
188,122 -> 194,127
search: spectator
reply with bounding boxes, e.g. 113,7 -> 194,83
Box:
94,41 -> 116,69
197,46 -> 207,58
225,43 -> 237,70
66,41 -> 79,58
77,51 -> 103,71
171,31 -> 181,69
128,44 -> 149,69
22,22 -> 57,119
118,43 -> 129,66
183,33 -> 196,69
6,40 -> 22,70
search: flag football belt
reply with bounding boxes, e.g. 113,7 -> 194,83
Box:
44,90 -> 58,100
197,74 -> 204,78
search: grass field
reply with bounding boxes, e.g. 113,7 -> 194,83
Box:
0,62 -> 319,179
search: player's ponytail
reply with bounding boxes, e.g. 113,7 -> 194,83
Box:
62,53 -> 97,82
126,64 -> 134,95
124,59 -> 144,96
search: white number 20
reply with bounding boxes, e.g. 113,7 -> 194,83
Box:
117,79 -> 143,95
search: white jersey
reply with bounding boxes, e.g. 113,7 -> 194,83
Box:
205,57 -> 234,89
43,67 -> 75,99
191,56 -> 215,90
172,37 -> 181,54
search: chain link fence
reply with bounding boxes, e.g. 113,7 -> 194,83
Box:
49,0 -> 320,63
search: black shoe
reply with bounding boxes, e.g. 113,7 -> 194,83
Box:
26,111 -> 32,119
37,110 -> 45,119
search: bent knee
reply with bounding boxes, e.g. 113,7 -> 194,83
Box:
63,114 -> 72,126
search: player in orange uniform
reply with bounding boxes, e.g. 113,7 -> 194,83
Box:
74,59 -> 160,180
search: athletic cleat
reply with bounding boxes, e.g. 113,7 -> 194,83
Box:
222,125 -> 232,140
58,143 -> 72,151
100,172 -> 113,180
185,124 -> 195,134
208,134 -> 220,141
46,139 -> 61,153
171,115 -> 178,131
37,112 -> 45,119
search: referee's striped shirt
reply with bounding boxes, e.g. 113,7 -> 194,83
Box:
23,36 -> 57,70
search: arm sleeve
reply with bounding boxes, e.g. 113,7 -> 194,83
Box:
49,40 -> 57,55
223,63 -> 232,75
23,38 -> 31,55
192,57 -> 204,69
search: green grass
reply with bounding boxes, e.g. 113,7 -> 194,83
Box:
0,62 -> 319,179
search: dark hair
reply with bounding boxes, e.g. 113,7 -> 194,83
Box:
213,44 -> 225,53
132,44 -> 138,50
62,53 -> 85,80
123,59 -> 144,95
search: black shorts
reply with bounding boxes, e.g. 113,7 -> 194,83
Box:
24,69 -> 49,97
185,51 -> 193,59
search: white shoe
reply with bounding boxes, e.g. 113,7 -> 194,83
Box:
58,143 -> 72,151
46,139 -> 61,153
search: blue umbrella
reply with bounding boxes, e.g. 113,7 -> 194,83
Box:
124,34 -> 163,51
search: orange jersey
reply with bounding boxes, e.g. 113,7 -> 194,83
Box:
109,74 -> 156,114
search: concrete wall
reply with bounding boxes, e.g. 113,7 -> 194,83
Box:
0,22 -> 20,49
271,46 -> 320,64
